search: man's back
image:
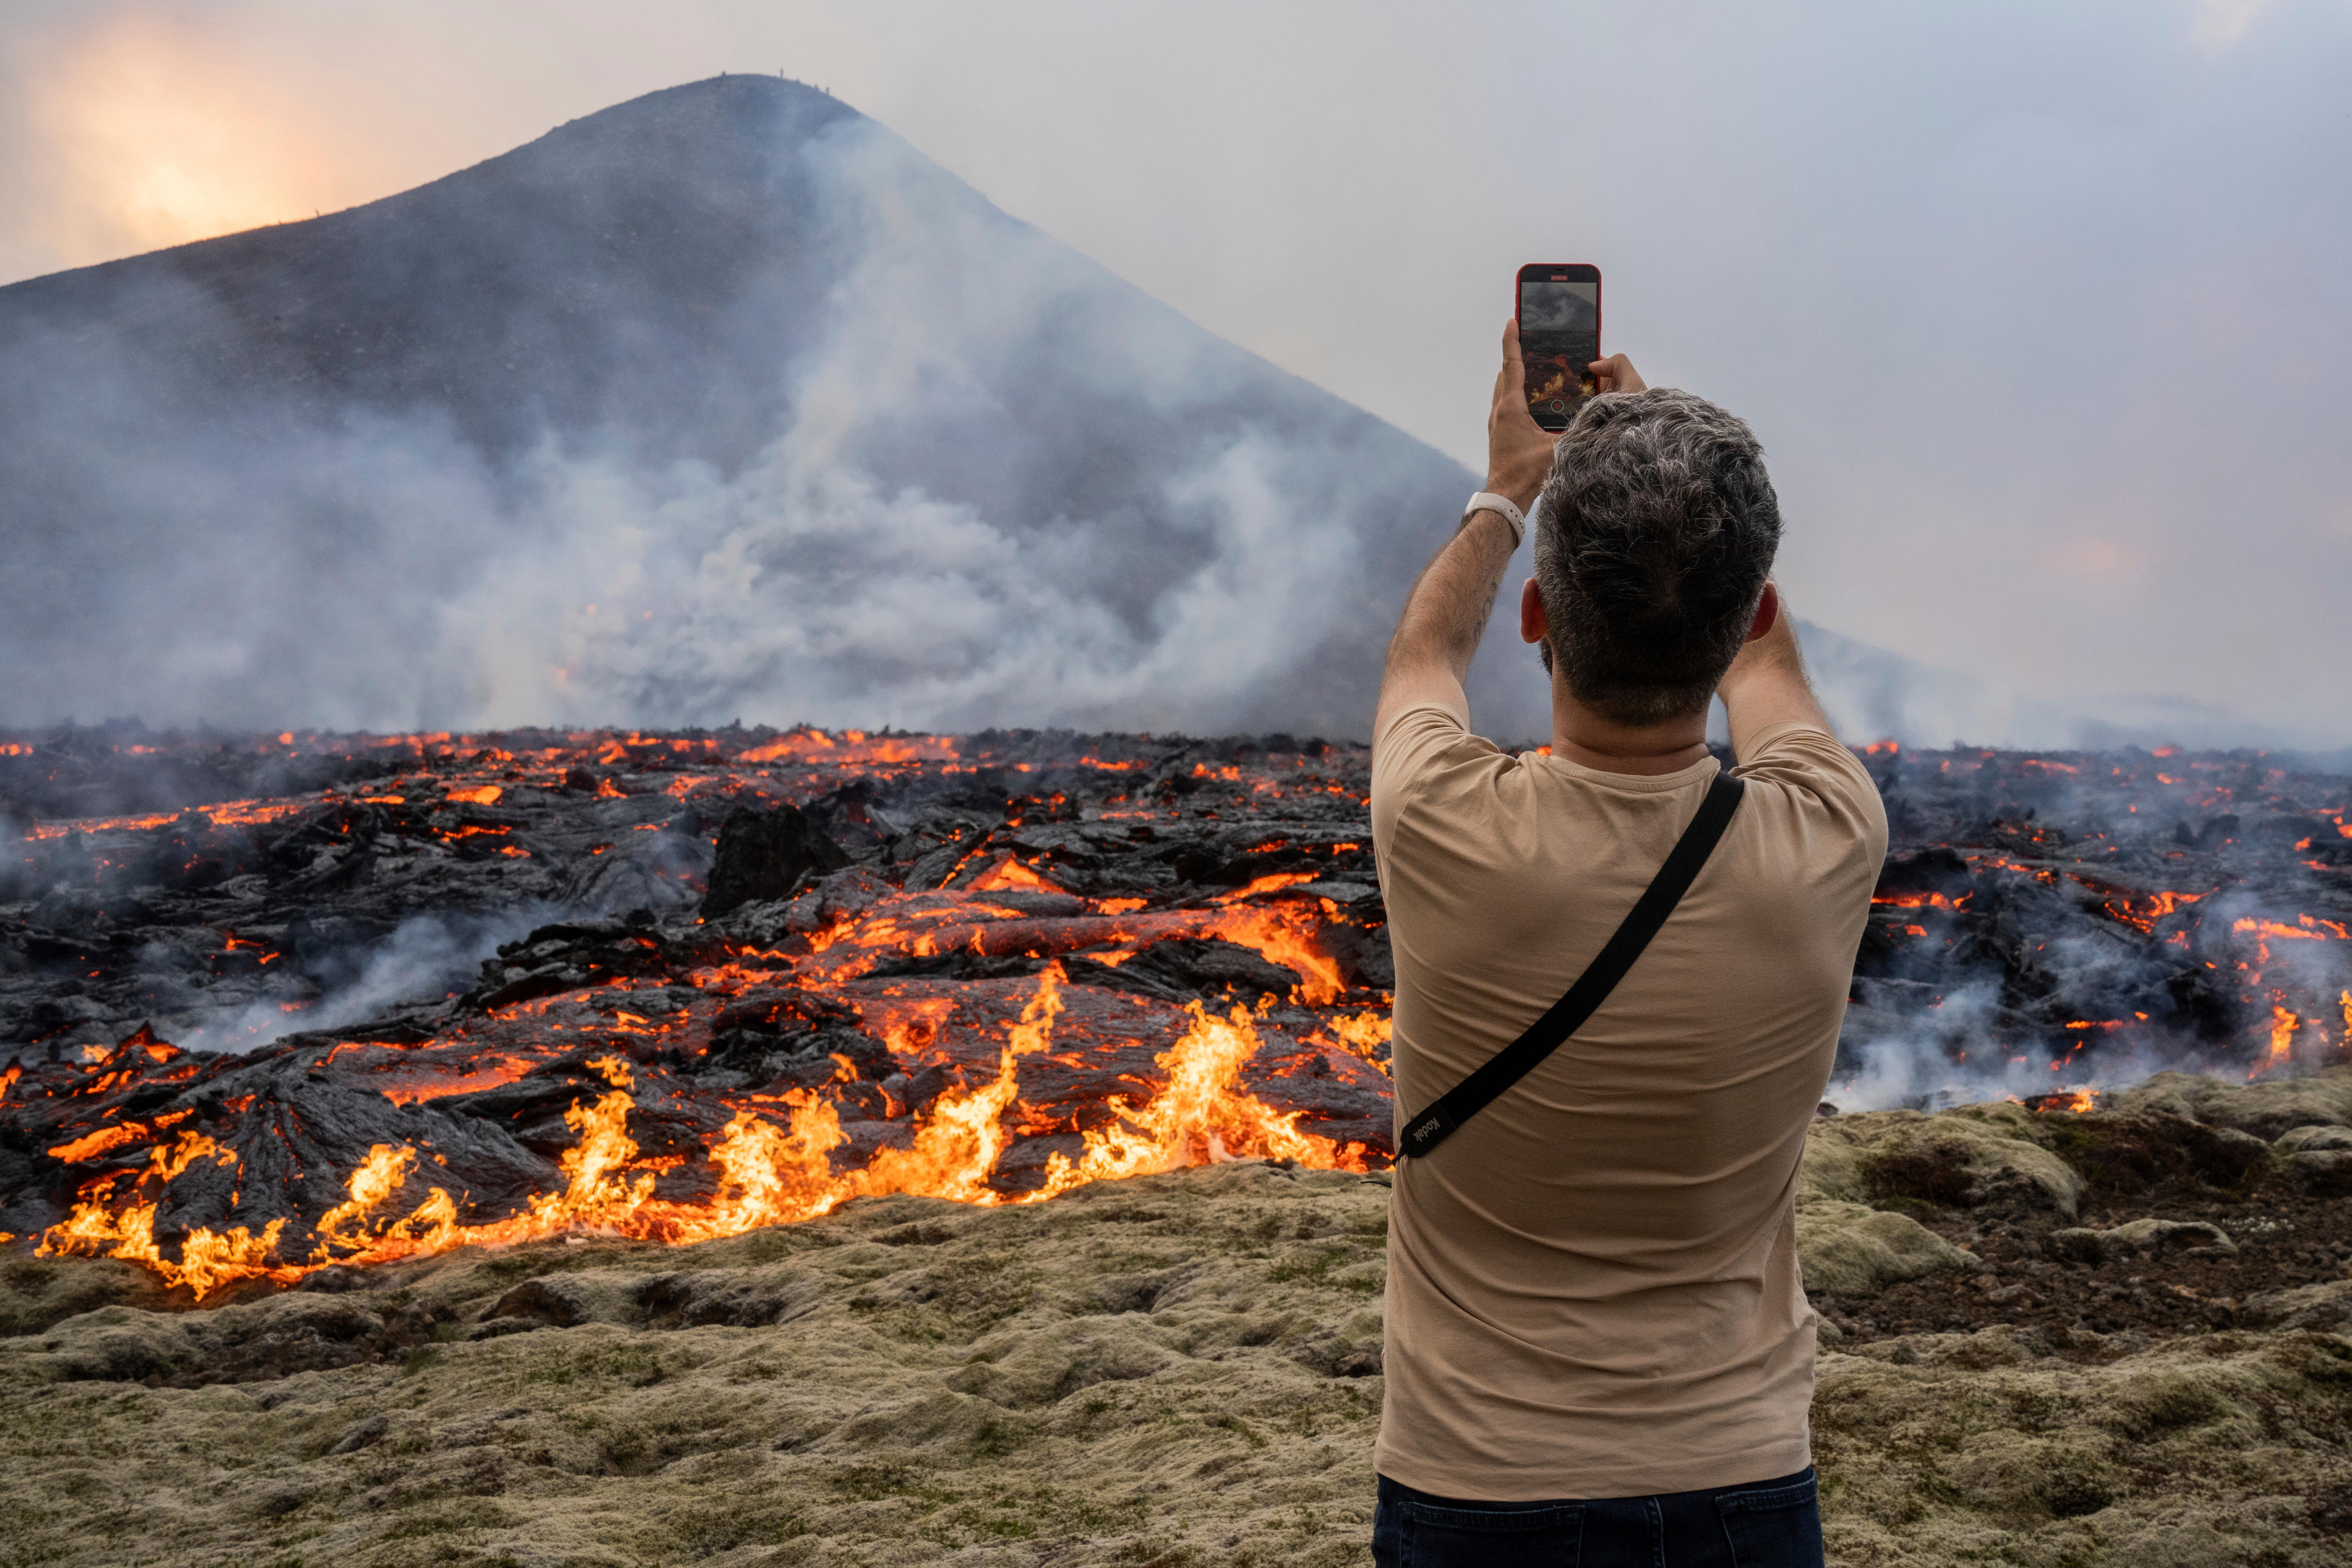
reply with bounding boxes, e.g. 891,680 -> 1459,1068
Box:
1370,705 -> 1887,1499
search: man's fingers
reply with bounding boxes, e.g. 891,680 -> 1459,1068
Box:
1494,320 -> 1527,413
1589,352 -> 1646,394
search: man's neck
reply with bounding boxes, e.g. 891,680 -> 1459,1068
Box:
1549,686 -> 1711,777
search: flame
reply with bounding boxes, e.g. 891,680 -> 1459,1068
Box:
28,796 -> 312,840
2105,889 -> 2202,931
294,974 -> 1070,1258
2234,916 -> 2330,944
694,1099 -> 850,1233
521,1056 -> 655,1230
55,1207 -> 295,1297
31,722 -> 2346,1303
2262,1005 -> 2299,1074
312,1144 -> 419,1255
308,1143 -> 462,1262
7,731 -> 1406,1295
169,1220 -> 290,1295
35,967 -> 1378,1295
2232,915 -> 2341,979
1325,1010 -> 1392,1062
1037,1000 -> 1368,1194
38,1146 -> 285,1298
1216,872 -> 1321,901
845,968 -> 1066,1204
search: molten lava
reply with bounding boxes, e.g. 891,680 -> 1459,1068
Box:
6,722 -> 2347,1302
36,968 -> 1377,1296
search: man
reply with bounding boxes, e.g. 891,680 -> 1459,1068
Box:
1367,325 -> 1886,1567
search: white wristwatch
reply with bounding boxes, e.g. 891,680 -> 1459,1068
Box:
1463,491 -> 1527,549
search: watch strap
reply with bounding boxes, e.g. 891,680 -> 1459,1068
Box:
1464,491 -> 1527,549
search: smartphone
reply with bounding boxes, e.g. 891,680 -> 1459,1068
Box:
1516,264 -> 1602,432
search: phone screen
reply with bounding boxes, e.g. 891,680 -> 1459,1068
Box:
1518,271 -> 1600,431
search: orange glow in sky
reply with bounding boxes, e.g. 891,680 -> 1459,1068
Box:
5,11 -> 420,277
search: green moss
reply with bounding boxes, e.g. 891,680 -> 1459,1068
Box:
1206,1414 -> 1268,1450
2097,1371 -> 2232,1440
1267,1247 -> 1352,1284
380,1498 -> 516,1537
667,1494 -> 812,1552
7,1161 -> 2352,1567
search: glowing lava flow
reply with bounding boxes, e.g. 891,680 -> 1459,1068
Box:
35,1130 -> 285,1295
1034,997 -> 1369,1196
20,723 -> 2345,1304
36,970 -> 1372,1297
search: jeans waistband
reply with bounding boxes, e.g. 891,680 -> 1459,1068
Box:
1377,1465 -> 1814,1511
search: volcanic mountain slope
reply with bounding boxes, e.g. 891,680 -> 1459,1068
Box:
0,74 -> 1515,740
0,70 -> 2254,750
6,1066 -> 2352,1568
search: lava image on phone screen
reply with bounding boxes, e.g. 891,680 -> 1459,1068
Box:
1518,269 -> 1600,432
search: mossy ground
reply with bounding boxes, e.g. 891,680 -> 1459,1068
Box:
8,1075 -> 2352,1565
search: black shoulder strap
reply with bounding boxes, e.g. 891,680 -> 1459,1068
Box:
1396,769 -> 1746,1160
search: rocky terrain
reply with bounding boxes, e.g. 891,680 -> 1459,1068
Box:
3,1064 -> 2351,1567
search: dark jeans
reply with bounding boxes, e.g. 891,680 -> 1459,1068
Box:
1373,1467 -> 1821,1568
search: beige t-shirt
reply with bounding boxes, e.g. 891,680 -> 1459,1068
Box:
1370,705 -> 1886,1500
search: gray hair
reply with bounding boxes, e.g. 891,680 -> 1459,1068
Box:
1530,388 -> 1781,725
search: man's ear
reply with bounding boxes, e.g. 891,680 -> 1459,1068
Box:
1519,577 -> 1546,645
1743,581 -> 1780,644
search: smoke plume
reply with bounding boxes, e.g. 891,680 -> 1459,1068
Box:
0,79 -> 1519,742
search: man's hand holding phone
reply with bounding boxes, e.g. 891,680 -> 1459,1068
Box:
1488,325 -> 1648,513
1487,322 -> 1558,512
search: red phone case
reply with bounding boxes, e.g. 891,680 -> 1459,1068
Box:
1515,264 -> 1601,431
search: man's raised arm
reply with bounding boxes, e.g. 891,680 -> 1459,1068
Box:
1372,323 -> 1565,749
1716,581 -> 1835,758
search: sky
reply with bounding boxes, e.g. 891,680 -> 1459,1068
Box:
1,0 -> 2346,740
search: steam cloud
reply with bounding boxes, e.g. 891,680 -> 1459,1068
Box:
0,87 -> 1518,742
161,905 -> 560,1057
0,77 -> 2317,755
